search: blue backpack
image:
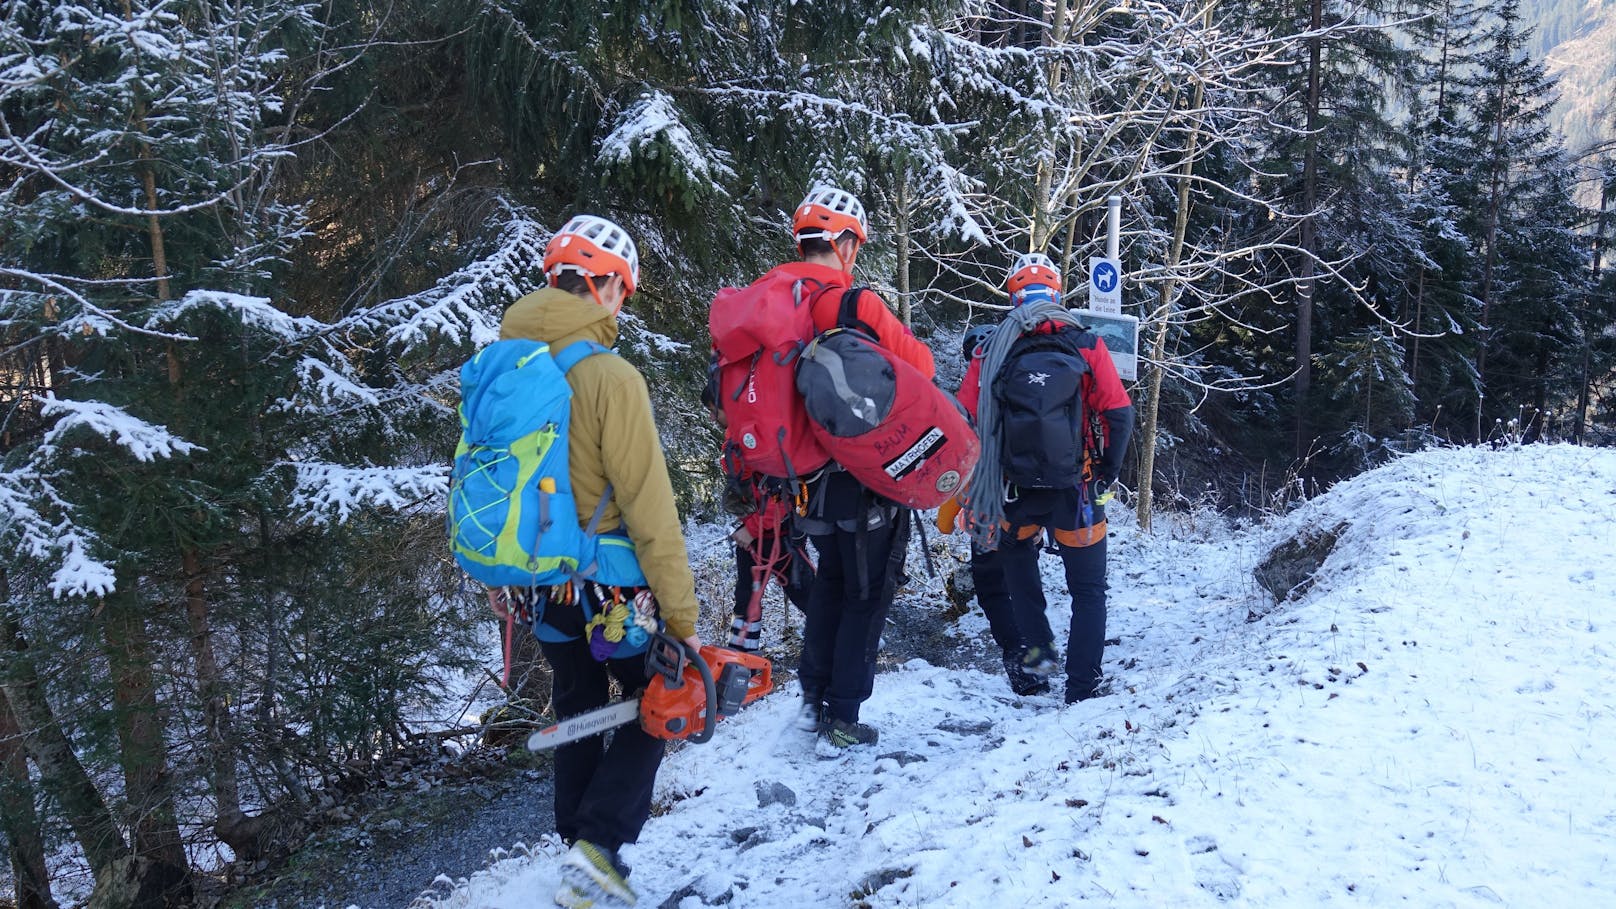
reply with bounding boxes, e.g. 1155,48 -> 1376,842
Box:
448,339 -> 652,651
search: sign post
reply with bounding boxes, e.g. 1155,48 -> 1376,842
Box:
1075,195 -> 1134,379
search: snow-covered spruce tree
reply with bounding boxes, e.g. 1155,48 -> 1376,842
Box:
1211,0 -> 1431,460
1449,0 -> 1590,440
1399,0 -> 1486,432
0,1 -> 490,899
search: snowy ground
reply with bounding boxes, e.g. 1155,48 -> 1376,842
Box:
406,444 -> 1616,909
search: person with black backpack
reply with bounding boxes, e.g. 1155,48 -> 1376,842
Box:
951,253 -> 1134,704
496,215 -> 702,909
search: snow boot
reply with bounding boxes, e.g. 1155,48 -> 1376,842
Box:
1020,645 -> 1060,678
558,840 -> 636,907
796,696 -> 830,733
823,717 -> 879,749
1003,654 -> 1051,696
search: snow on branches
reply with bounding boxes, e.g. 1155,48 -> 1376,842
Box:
40,396 -> 202,462
288,461 -> 448,526
341,199 -> 547,353
0,466 -> 114,597
145,289 -> 322,341
598,90 -> 738,204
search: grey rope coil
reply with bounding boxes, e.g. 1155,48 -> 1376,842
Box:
962,299 -> 1089,551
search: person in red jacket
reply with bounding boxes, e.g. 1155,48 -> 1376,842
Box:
954,253 -> 1134,703
757,185 -> 934,748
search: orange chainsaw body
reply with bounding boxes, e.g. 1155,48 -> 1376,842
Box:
639,646 -> 772,740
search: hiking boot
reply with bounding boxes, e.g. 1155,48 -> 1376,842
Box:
1066,679 -> 1113,704
1020,645 -> 1060,678
726,617 -> 762,652
823,717 -> 879,748
556,881 -> 618,908
1004,654 -> 1052,696
559,840 -> 636,907
796,696 -> 829,733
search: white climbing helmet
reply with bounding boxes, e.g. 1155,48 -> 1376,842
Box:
793,185 -> 869,244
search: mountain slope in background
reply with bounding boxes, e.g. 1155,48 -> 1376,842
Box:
407,444 -> 1616,909
1531,0 -> 1616,155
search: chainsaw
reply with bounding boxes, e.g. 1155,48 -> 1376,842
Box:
527,634 -> 773,750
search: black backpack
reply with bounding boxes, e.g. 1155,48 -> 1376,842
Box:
992,327 -> 1089,489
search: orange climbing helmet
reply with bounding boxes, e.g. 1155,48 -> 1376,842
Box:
544,215 -> 640,296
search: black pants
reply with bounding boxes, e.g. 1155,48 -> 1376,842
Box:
970,542 -> 1022,658
538,638 -> 665,852
799,513 -> 909,724
976,519 -> 1109,703
732,534 -> 813,622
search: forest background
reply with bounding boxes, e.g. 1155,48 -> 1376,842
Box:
1,0 -> 1613,906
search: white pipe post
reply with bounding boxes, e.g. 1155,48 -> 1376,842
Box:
1106,195 -> 1122,261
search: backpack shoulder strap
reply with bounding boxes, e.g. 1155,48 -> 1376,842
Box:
553,340 -> 612,375
835,286 -> 880,339
551,339 -> 618,558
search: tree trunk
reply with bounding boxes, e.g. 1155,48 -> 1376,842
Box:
895,170 -> 913,327
0,672 -> 60,909
0,610 -> 129,877
1409,265 -> 1426,392
1028,0 -> 1073,252
1475,68 -> 1509,441
100,592 -> 190,890
1576,173 -> 1612,442
181,550 -> 279,861
256,514 -> 309,808
1294,0 -> 1322,458
1135,6 -> 1212,532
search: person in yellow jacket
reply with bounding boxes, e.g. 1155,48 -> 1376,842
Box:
500,214 -> 700,909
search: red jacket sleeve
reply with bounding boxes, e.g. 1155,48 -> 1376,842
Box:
1080,338 -> 1131,413
1080,337 -> 1135,481
814,288 -> 935,380
957,356 -> 984,421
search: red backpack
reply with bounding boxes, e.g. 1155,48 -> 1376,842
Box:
708,269 -> 833,482
796,289 -> 979,508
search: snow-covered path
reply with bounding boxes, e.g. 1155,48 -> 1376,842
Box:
410,445 -> 1616,908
